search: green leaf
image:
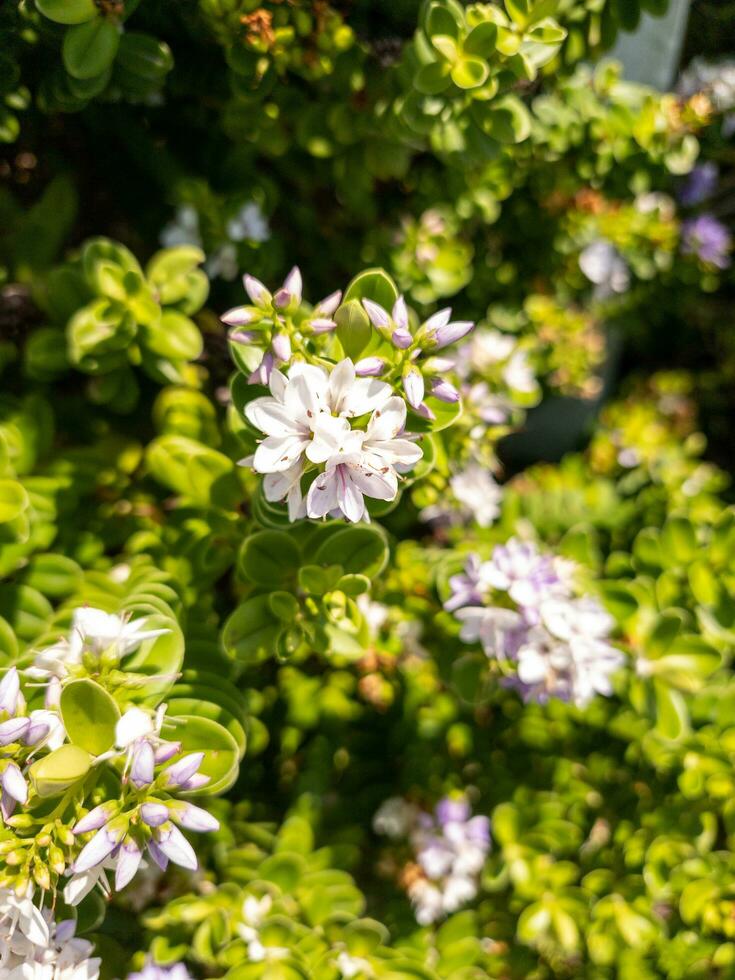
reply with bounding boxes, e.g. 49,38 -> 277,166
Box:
343,268 -> 399,312
424,2 -> 464,40
505,0 -> 532,27
36,0 -> 97,25
140,311 -> 203,362
223,595 -> 282,664
29,744 -> 92,797
653,680 -> 689,740
476,95 -> 531,143
335,300 -> 373,361
268,591 -> 300,622
660,517 -> 697,565
414,61 -> 453,95
525,17 -> 566,42
60,679 -> 120,755
63,19 -> 121,81
464,21 -> 498,57
0,480 -> 28,524
21,554 -> 82,598
450,57 -> 489,90
239,530 -> 301,587
313,525 -> 389,578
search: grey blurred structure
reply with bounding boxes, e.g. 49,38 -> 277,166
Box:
607,0 -> 692,90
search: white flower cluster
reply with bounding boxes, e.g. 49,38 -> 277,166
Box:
242,358 -> 422,522
0,889 -> 99,980
373,796 -> 490,925
237,895 -> 288,963
1,607 -> 218,909
678,58 -> 735,112
420,462 -> 503,528
446,539 -> 625,708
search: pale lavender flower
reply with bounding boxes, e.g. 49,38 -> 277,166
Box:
682,214 -> 732,268
679,163 -> 718,206
127,960 -> 193,980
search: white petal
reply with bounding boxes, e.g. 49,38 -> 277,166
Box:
245,397 -> 304,437
347,461 -> 398,503
18,899 -> 50,947
336,469 -> 366,523
115,707 -> 153,748
306,470 -> 340,519
340,377 -> 393,418
252,435 -> 309,473
366,396 -> 407,442
305,414 -> 352,464
327,359 -> 356,414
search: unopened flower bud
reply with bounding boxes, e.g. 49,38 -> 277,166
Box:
271,332 -> 291,362
402,367 -> 425,410
431,377 -> 460,403
221,306 -> 255,327
355,357 -> 387,377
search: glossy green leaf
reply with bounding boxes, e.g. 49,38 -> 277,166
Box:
60,679 -> 120,755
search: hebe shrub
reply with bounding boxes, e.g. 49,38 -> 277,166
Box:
1,0 -> 735,977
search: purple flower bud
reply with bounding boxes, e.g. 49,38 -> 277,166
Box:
420,307 -> 452,342
466,815 -> 491,846
155,823 -> 198,870
392,328 -> 413,349
154,741 -> 181,765
141,802 -> 170,827
228,328 -> 257,345
221,306 -> 255,327
171,802 -> 220,833
0,717 -> 30,747
392,295 -> 409,330
243,274 -> 271,307
162,752 -> 205,788
434,320 -> 475,350
0,667 -> 20,715
355,357 -> 387,377
403,368 -> 425,410
24,720 -> 50,746
362,299 -> 390,329
271,332 -> 291,362
682,214 -> 732,269
678,162 -> 718,207
73,803 -> 117,835
130,741 -> 155,789
316,290 -> 342,316
309,317 -> 337,334
178,772 -> 211,791
1,762 -> 27,805
436,797 -> 471,826
431,378 -> 460,403
416,402 -> 436,421
281,266 -> 302,305
115,838 -> 143,891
